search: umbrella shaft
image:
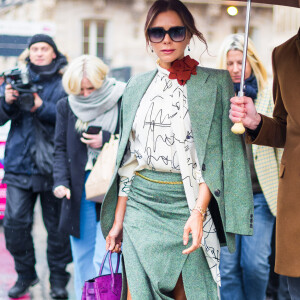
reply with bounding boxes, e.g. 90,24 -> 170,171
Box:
240,0 -> 252,97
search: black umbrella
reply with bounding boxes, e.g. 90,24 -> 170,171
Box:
232,0 -> 300,7
228,0 -> 300,134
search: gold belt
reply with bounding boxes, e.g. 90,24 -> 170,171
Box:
135,171 -> 183,185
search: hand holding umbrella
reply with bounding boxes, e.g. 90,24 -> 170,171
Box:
230,0 -> 252,134
229,95 -> 262,130
229,0 -> 300,134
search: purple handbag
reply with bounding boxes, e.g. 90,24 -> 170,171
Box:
81,251 -> 122,300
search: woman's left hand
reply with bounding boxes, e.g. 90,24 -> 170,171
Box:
81,131 -> 103,148
182,211 -> 203,255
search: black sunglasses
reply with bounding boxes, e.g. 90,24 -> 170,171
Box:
147,26 -> 186,43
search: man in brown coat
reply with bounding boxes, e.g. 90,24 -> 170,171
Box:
229,28 -> 300,299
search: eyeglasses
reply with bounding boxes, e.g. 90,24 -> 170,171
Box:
147,26 -> 186,43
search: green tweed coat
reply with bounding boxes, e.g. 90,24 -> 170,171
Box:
101,66 -> 253,252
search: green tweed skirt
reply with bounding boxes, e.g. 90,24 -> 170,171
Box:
121,169 -> 218,300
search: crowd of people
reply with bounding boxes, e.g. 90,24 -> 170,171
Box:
0,0 -> 299,299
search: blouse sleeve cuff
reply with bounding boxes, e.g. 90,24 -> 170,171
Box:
118,175 -> 134,196
195,170 -> 205,184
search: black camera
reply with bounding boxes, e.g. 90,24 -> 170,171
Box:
2,68 -> 42,111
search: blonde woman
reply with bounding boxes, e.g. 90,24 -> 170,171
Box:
53,54 -> 125,300
217,34 -> 282,300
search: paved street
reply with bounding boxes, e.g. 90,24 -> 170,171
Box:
0,201 -> 76,300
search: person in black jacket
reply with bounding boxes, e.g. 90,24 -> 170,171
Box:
1,34 -> 72,299
53,54 -> 125,300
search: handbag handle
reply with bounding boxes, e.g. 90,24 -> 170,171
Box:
99,250 -> 121,275
99,250 -> 121,291
108,134 -> 119,144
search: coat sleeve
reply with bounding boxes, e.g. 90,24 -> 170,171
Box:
35,99 -> 57,124
53,98 -> 71,190
36,81 -> 67,125
0,95 -> 21,125
221,71 -> 253,236
247,47 -> 287,148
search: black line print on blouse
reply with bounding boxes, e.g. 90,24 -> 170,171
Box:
120,176 -> 133,194
144,98 -> 191,151
143,99 -> 196,172
133,149 -> 142,159
144,101 -> 173,152
182,175 -> 194,189
186,158 -> 198,178
163,78 -> 172,92
203,213 -> 221,262
155,73 -> 173,93
143,100 -> 180,169
145,147 -> 180,171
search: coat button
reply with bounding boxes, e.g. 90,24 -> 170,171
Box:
202,164 -> 206,171
214,189 -> 221,197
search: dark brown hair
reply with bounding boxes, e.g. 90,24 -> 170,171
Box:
144,0 -> 207,50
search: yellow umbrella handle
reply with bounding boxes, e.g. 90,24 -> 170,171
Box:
231,122 -> 245,134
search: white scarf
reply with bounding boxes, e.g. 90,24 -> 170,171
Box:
68,78 -> 126,170
68,78 -> 125,132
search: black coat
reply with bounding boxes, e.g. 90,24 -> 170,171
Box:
0,60 -> 67,178
53,97 -> 120,238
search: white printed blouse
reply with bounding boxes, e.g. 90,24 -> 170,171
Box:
117,63 -> 221,285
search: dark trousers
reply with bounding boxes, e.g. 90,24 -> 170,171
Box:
267,221 -> 291,300
3,185 -> 72,286
287,277 -> 300,300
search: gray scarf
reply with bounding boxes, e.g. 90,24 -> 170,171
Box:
68,77 -> 126,133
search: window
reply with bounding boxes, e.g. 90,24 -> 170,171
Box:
232,25 -> 254,39
82,20 -> 106,58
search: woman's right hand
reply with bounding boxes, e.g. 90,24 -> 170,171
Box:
106,222 -> 123,253
81,131 -> 103,149
53,185 -> 71,199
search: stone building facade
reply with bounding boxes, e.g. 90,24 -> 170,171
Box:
0,0 -> 299,77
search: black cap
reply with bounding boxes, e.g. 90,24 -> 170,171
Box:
28,34 -> 59,55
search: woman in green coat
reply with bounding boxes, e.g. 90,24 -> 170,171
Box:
101,0 -> 253,299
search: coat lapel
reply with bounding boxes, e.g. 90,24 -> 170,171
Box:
187,68 -> 217,165
116,70 -> 157,164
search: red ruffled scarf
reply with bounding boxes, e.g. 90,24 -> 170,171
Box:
168,55 -> 199,86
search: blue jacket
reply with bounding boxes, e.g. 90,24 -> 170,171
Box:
0,61 -> 67,178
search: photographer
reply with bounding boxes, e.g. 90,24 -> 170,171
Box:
0,34 -> 72,299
